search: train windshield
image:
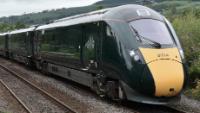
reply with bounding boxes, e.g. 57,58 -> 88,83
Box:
129,19 -> 174,45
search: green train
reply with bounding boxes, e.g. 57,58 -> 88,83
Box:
0,4 -> 188,105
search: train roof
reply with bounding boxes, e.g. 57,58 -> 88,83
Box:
2,4 -> 164,34
9,27 -> 36,35
37,4 -> 164,30
0,32 -> 9,36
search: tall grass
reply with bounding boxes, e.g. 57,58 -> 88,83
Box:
172,11 -> 200,82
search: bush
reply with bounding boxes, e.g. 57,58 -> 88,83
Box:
171,10 -> 200,83
0,22 -> 27,32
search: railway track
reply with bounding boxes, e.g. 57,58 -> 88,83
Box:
0,60 -> 191,113
0,80 -> 31,113
0,64 -> 79,113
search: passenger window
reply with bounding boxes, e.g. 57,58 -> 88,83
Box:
10,33 -> 26,51
40,26 -> 81,60
0,36 -> 5,49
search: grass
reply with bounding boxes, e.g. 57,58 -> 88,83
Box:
185,80 -> 200,100
150,1 -> 200,12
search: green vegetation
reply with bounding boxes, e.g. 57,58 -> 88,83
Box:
171,11 -> 200,81
0,22 -> 27,32
185,81 -> 200,100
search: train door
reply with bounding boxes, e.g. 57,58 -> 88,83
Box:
26,31 -> 34,66
82,23 -> 101,71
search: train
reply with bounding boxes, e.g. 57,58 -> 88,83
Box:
0,4 -> 188,105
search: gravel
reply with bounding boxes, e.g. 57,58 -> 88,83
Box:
0,79 -> 28,113
0,58 -> 200,113
169,95 -> 200,113
0,68 -> 70,113
0,59 -> 136,113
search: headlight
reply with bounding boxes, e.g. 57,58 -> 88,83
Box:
129,50 -> 140,62
179,49 -> 185,59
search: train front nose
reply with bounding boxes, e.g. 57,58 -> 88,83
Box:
139,48 -> 185,97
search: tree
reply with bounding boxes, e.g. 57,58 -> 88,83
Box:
0,22 -> 27,33
96,5 -> 104,10
15,22 -> 26,29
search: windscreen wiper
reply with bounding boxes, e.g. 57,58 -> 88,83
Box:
139,35 -> 161,48
131,26 -> 161,48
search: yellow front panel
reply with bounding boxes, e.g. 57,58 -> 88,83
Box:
140,48 -> 184,97
148,60 -> 184,97
140,48 -> 182,64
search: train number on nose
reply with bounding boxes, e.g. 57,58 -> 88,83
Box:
157,53 -> 169,57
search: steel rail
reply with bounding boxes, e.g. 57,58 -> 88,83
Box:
0,80 -> 32,113
0,64 -> 79,113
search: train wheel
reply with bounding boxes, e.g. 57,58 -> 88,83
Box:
106,81 -> 126,100
93,74 -> 107,98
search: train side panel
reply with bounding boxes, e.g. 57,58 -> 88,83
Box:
34,23 -> 102,88
8,32 -> 33,64
0,35 -> 7,57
